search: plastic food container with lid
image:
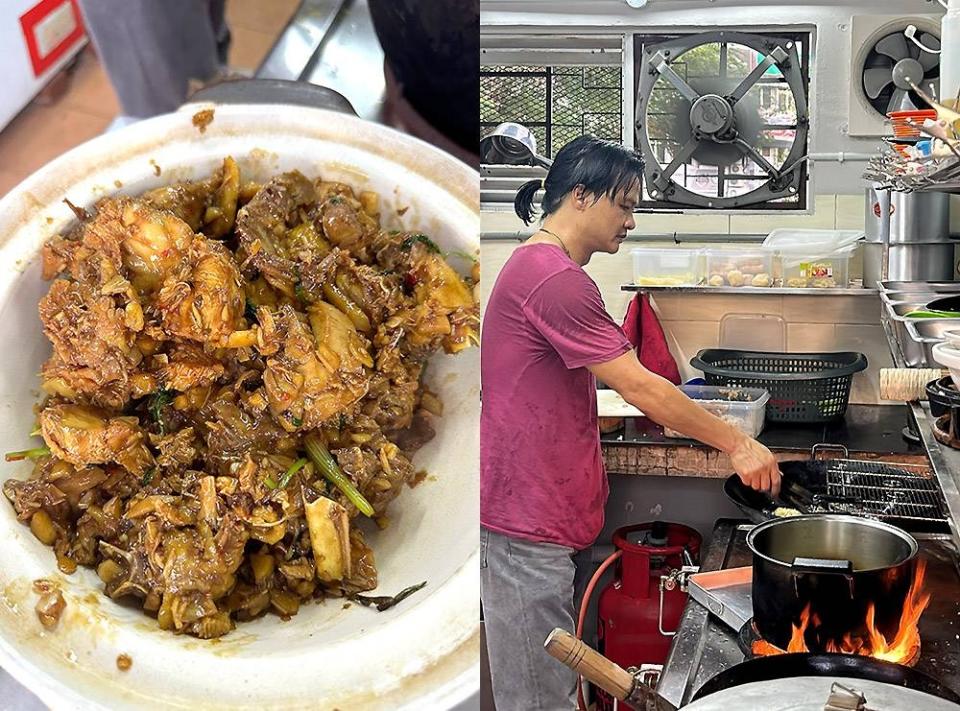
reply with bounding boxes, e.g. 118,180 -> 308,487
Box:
762,229 -> 863,288
631,247 -> 703,286
663,385 -> 769,438
703,248 -> 774,287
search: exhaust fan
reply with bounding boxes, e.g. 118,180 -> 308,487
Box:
848,15 -> 940,137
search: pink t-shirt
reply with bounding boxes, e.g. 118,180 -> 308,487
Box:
480,243 -> 633,550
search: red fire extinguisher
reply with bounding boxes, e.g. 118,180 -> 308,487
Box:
595,521 -> 701,711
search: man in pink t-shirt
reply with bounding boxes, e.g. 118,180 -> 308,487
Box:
480,136 -> 781,711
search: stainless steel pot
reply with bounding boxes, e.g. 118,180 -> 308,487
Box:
746,515 -> 919,652
863,241 -> 957,289
865,187 -> 951,244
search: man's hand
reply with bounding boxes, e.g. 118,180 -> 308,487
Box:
728,436 -> 781,497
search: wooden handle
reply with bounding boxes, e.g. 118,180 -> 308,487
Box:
544,628 -> 641,704
879,368 -> 946,402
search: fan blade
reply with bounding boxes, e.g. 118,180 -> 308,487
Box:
864,67 -> 895,100
886,88 -> 909,113
875,33 -> 911,62
918,33 -> 941,72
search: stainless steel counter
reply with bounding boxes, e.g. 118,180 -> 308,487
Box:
881,315 -> 960,545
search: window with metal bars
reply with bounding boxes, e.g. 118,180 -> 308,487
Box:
480,65 -> 624,159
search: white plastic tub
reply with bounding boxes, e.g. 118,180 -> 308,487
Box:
0,104 -> 479,710
664,385 -> 770,439
631,247 -> 703,286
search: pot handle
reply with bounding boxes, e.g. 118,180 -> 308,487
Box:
791,557 -> 855,598
811,443 -> 849,461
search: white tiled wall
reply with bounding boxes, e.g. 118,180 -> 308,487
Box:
480,192 -> 906,404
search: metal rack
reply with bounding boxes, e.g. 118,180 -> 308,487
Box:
817,459 -> 948,525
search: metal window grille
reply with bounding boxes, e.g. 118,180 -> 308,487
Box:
480,65 -> 623,159
480,35 -> 624,209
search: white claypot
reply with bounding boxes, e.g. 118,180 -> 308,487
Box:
0,103 -> 480,710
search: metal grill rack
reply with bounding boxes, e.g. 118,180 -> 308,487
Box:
805,459 -> 948,527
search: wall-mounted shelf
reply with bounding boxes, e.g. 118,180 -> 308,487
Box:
621,285 -> 878,296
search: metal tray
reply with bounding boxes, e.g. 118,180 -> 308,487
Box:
687,567 -> 752,632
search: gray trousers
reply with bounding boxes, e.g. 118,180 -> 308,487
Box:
481,527 -> 579,711
77,0 -> 229,117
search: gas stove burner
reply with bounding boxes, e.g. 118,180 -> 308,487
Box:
737,618 -> 922,667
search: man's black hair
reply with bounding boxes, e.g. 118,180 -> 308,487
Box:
514,135 -> 644,225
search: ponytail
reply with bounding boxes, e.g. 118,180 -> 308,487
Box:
514,179 -> 542,225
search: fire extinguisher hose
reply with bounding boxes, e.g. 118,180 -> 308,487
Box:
575,549 -> 623,711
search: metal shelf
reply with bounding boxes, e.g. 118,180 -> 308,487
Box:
621,285 -> 878,296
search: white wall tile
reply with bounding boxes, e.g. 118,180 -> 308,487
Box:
831,324 -> 895,405
631,213 -> 730,234
479,241 -> 518,316
782,295 -> 882,325
786,323 -> 837,352
654,293 -> 783,321
729,195 -> 836,234
663,320 -> 721,382
836,195 -> 866,231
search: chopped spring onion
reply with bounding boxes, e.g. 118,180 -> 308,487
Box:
6,446 -> 51,462
304,434 -> 374,517
277,458 -> 307,490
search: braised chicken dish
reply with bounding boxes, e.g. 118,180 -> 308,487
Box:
3,158 -> 479,638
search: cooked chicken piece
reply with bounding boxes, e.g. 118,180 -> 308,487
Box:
143,175 -> 218,232
156,239 -> 244,344
333,443 -> 414,516
39,279 -> 140,409
299,249 -> 404,332
151,428 -> 199,472
118,200 -> 196,293
260,305 -> 371,431
203,157 -> 240,239
40,404 -> 154,476
3,477 -> 68,522
154,344 -> 225,392
200,396 -> 295,475
235,171 -> 316,295
405,241 -> 478,355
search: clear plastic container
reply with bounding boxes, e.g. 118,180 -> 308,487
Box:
631,247 -> 703,286
703,248 -> 774,287
778,250 -> 853,288
664,385 -> 769,439
763,229 -> 861,289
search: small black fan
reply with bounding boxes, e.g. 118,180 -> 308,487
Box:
861,29 -> 940,115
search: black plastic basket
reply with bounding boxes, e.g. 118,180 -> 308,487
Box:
689,349 -> 868,423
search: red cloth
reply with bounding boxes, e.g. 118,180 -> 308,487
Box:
622,293 -> 682,385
